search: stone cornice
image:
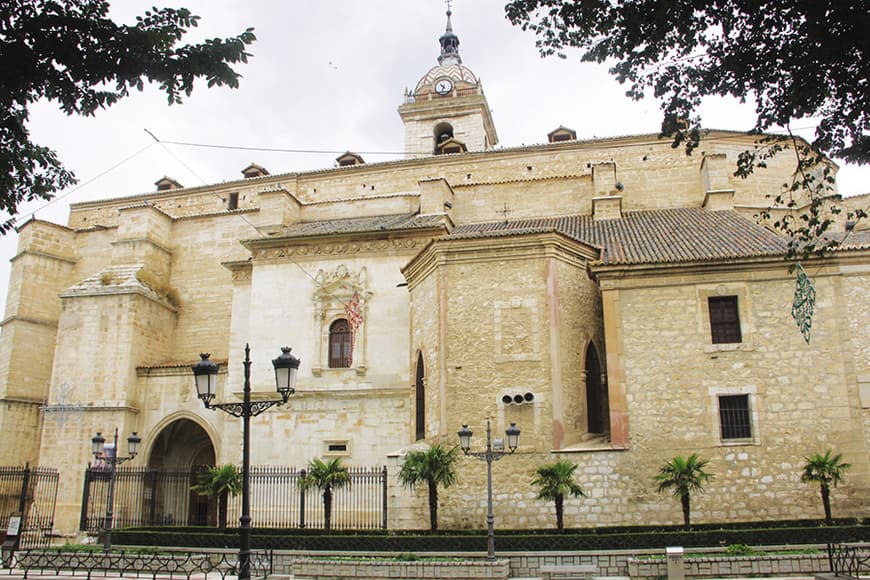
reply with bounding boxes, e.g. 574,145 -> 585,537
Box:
111,236 -> 173,256
222,260 -> 253,282
137,360 -> 228,378
245,231 -> 434,262
59,283 -> 178,312
0,315 -> 59,329
10,249 -> 77,265
402,231 -> 599,291
592,247 -> 870,290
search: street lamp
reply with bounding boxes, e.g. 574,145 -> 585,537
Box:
191,344 -> 300,580
90,428 -> 141,553
458,419 -> 520,561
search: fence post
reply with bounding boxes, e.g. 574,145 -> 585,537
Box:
147,469 -> 158,526
18,462 -> 31,514
299,469 -> 306,529
381,465 -> 388,529
79,466 -> 92,531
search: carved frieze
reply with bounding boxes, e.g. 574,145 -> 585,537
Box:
253,238 -> 421,261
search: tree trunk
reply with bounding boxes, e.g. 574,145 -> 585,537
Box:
821,483 -> 832,524
218,491 -> 229,528
681,492 -> 691,530
427,477 -> 438,531
555,494 -> 564,531
324,487 -> 333,532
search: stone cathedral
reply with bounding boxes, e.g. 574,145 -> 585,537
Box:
1,12 -> 868,536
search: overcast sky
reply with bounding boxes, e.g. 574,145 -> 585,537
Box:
2,0 -> 868,310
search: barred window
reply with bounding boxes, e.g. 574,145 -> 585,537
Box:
328,319 -> 352,368
708,296 -> 742,344
719,394 -> 751,439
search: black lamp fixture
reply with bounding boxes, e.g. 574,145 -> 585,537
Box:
90,428 -> 141,553
457,418 -> 520,561
191,344 -> 300,580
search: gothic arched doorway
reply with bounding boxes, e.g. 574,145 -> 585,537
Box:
148,418 -> 216,526
585,344 -> 610,435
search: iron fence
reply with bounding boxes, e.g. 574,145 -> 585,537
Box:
80,465 -> 387,531
9,548 -> 272,580
829,542 -> 870,579
0,464 -> 59,549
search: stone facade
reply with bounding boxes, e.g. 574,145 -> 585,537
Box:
0,11 -> 868,537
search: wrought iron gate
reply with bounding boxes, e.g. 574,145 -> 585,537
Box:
0,464 -> 59,549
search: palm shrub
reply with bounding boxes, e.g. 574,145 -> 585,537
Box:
300,457 -> 351,532
397,444 -> 461,531
654,453 -> 713,530
190,464 -> 242,528
801,449 -> 851,524
531,460 -> 585,531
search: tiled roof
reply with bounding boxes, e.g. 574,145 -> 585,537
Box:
830,229 -> 870,250
270,213 -> 448,239
447,208 -> 790,265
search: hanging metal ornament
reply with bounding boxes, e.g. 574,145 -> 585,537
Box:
791,263 -> 815,344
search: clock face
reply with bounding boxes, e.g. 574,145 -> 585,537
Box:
435,78 -> 454,95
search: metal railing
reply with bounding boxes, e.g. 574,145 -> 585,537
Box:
6,548 -> 272,580
0,465 -> 58,549
81,465 -> 387,531
829,542 -> 870,579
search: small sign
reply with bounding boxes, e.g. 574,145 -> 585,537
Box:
6,516 -> 21,537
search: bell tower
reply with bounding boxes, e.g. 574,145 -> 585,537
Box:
398,9 -> 498,158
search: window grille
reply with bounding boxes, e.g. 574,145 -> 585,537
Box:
719,394 -> 752,439
329,319 -> 352,368
709,296 -> 742,344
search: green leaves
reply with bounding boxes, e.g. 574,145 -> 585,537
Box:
301,457 -> 351,493
505,0 -> 868,261
0,0 -> 256,232
190,464 -> 242,498
397,444 -> 461,491
801,449 -> 851,488
654,453 -> 713,498
531,460 -> 584,502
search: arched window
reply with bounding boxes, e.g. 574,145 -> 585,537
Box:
329,319 -> 352,368
415,352 -> 425,441
433,122 -> 454,154
585,343 -> 609,434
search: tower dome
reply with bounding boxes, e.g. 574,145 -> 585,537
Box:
399,7 -> 498,157
412,9 -> 481,98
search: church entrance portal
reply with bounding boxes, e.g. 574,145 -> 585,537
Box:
148,419 -> 216,526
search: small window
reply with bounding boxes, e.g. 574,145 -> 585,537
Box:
324,440 -> 350,456
708,296 -> 741,344
719,394 -> 751,439
328,319 -> 352,368
227,192 -> 239,210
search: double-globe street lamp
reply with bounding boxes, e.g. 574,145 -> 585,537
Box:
457,419 -> 520,561
192,344 -> 300,580
90,428 -> 141,553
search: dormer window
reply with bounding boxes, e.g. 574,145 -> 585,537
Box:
154,176 -> 183,191
241,163 -> 270,179
336,152 -> 366,167
548,126 -> 577,143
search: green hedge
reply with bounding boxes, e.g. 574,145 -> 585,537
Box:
111,522 -> 868,552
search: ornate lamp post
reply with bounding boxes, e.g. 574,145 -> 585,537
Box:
457,419 -> 520,561
90,428 -> 141,553
192,344 -> 300,580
